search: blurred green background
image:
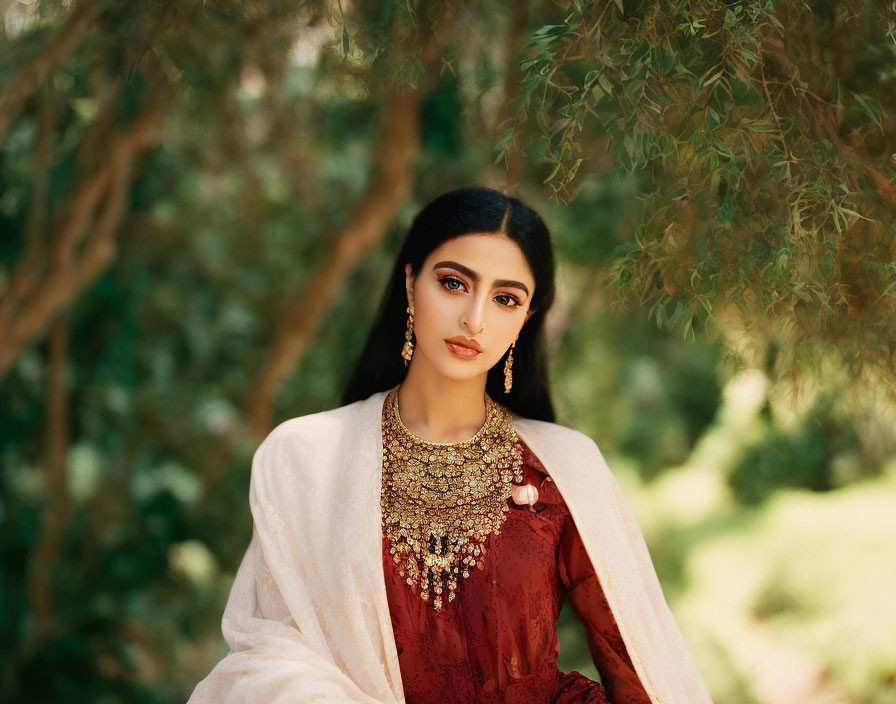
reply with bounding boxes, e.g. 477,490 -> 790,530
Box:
2,1 -> 895,703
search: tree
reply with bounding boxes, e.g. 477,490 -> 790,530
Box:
2,1 -> 894,701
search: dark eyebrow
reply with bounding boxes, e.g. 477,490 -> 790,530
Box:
432,260 -> 530,297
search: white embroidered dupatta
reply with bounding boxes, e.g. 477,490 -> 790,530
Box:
188,388 -> 713,704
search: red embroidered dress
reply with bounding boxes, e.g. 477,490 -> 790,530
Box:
382,438 -> 653,704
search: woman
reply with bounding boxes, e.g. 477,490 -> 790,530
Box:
188,187 -> 713,704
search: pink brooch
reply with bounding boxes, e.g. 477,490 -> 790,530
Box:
510,483 -> 539,512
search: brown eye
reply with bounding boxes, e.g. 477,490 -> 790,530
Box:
495,294 -> 520,308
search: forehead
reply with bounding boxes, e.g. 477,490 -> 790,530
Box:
424,233 -> 535,284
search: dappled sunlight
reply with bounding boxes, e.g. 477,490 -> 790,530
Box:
661,459 -> 896,703
168,540 -> 220,591
605,368 -> 896,703
629,368 -> 768,532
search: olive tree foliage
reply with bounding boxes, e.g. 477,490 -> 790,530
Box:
4,0 -> 893,418
343,0 -> 896,393
0,0 -> 329,379
501,0 -> 896,393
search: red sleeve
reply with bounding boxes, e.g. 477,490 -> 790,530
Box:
558,511 -> 653,704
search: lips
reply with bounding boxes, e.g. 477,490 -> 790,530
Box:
445,339 -> 482,359
445,336 -> 483,351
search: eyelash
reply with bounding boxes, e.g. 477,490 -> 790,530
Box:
438,276 -> 521,308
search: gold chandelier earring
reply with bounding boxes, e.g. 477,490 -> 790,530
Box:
402,306 -> 415,366
503,339 -> 515,393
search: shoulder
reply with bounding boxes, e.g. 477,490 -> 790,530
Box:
249,396 -> 373,488
260,399 -> 362,450
512,415 -> 600,454
512,415 -> 615,489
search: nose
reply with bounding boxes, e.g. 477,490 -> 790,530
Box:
461,295 -> 486,335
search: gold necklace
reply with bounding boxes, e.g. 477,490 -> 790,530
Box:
381,386 -> 523,610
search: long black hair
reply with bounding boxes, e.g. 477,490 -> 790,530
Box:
340,186 -> 556,422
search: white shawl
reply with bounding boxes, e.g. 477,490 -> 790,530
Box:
188,387 -> 713,703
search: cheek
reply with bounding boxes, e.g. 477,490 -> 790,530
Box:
476,313 -> 522,361
414,288 -> 452,336
488,325 -> 521,359
491,309 -> 524,336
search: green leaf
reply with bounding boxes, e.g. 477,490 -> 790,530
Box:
534,24 -> 563,35
669,302 -> 683,325
342,27 -> 350,56
852,92 -> 883,133
736,48 -> 760,65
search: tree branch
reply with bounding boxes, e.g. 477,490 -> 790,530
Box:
1,85 -> 57,328
0,79 -> 133,337
245,4 -> 462,439
246,86 -> 423,438
0,94 -> 167,379
23,313 -> 71,652
0,3 -> 96,143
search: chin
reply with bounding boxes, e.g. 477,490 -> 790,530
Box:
424,351 -> 488,381
438,363 -> 487,383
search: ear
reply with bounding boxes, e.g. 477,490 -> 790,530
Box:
523,307 -> 534,324
404,263 -> 415,314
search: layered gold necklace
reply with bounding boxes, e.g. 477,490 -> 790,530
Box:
381,386 -> 523,611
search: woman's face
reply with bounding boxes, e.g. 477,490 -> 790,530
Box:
405,232 -> 536,384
